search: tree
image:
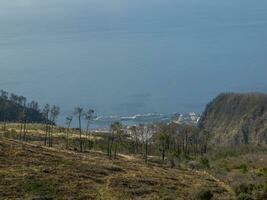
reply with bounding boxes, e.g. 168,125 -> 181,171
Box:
0,90 -> 8,100
21,97 -> 27,141
156,123 -> 171,162
42,104 -> 50,146
158,132 -> 167,162
65,115 -> 73,149
48,105 -> 60,147
0,91 -> 10,132
9,93 -> 19,104
114,122 -> 124,159
18,109 -> 26,141
200,130 -> 210,155
130,126 -> 139,154
74,107 -> 84,152
138,124 -> 145,156
28,101 -> 39,111
108,122 -> 123,159
84,109 -> 95,150
144,124 -> 155,164
17,96 -> 25,106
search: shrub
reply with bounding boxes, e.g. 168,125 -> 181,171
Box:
257,167 -> 267,177
200,157 -> 210,169
181,153 -> 192,160
255,190 -> 267,200
255,183 -> 267,200
239,164 -> 248,173
188,161 -> 200,170
24,179 -> 57,197
219,160 -> 231,172
234,183 -> 254,195
237,193 -> 254,200
10,128 -> 17,134
193,188 -> 213,200
10,128 -> 18,139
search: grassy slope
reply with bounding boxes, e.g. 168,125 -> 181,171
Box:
0,138 -> 234,200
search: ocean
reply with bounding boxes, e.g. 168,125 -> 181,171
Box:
1,0 -> 267,128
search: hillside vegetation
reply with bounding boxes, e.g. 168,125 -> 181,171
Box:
199,92 -> 267,145
0,90 -> 45,123
0,137 -> 234,200
1,123 -> 267,200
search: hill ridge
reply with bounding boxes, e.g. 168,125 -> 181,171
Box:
199,92 -> 267,145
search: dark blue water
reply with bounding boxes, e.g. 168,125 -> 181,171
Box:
1,0 -> 267,127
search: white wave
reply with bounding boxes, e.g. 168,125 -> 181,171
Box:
94,113 -> 167,122
94,115 -> 120,121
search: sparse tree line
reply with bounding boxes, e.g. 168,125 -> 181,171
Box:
71,107 -> 96,152
1,90 -> 40,111
42,104 -> 60,147
95,121 -> 211,165
152,123 -> 211,167
43,106 -> 96,151
0,90 -> 96,152
111,122 -> 211,166
0,89 -> 212,166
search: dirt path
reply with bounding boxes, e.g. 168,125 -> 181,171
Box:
117,153 -> 138,161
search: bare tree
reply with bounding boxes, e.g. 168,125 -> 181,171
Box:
49,105 -> 60,147
130,126 -> 139,154
65,115 -> 73,149
138,124 -> 145,157
21,97 -> 27,141
42,104 -> 50,146
107,122 -> 124,159
144,124 -> 155,164
109,122 -> 123,159
156,124 -> 171,162
84,109 -> 95,150
74,107 -> 84,152
18,110 -> 25,141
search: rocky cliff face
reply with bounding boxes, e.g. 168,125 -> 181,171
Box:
199,93 -> 267,145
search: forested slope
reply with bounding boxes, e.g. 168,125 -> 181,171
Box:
0,90 -> 45,123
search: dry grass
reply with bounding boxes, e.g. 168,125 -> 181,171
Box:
0,138 -> 234,200
4,123 -> 102,140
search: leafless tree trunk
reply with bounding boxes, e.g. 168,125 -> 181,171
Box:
74,107 -> 84,152
65,116 -> 73,149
